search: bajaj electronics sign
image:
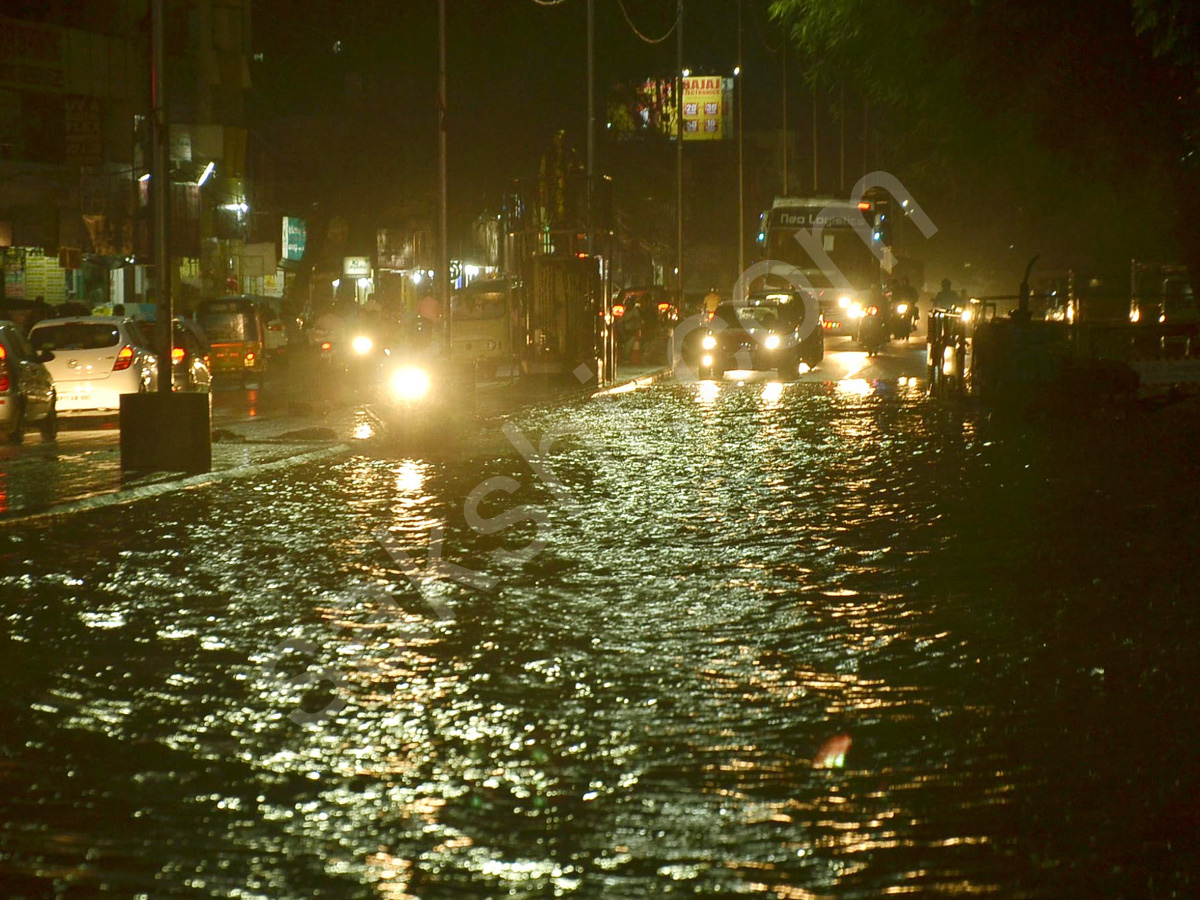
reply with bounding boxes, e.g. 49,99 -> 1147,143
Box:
680,76 -> 732,141
282,216 -> 306,262
615,76 -> 733,142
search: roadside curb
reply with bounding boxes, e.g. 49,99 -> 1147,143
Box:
0,443 -> 350,527
591,366 -> 673,398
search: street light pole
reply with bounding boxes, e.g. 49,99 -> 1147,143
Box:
737,0 -> 744,277
438,0 -> 450,346
587,0 -> 594,257
151,0 -> 171,392
781,43 -> 788,195
676,0 -> 683,304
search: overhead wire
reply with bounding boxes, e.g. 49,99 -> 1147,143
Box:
614,0 -> 678,45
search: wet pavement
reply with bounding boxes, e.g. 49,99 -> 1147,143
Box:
3,338 -> 1200,898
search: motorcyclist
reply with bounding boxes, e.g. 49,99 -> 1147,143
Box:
934,278 -> 960,310
890,276 -> 920,337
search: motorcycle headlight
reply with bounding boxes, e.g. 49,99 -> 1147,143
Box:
960,308 -> 973,323
838,295 -> 852,309
701,334 -> 717,350
764,334 -> 781,350
896,303 -> 908,314
389,366 -> 431,401
351,335 -> 373,355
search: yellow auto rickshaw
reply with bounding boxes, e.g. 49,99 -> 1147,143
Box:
196,296 -> 267,381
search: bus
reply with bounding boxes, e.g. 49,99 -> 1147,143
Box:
757,196 -> 890,337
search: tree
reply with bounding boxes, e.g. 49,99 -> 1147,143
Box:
770,0 -> 1199,275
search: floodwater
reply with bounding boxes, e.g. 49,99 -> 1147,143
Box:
3,377 -> 1199,898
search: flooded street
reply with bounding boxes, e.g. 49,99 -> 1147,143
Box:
3,373 -> 1200,899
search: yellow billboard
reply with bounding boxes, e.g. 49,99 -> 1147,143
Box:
609,76 -> 734,142
680,76 -> 732,141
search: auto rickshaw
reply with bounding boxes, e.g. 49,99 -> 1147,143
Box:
195,296 -> 267,382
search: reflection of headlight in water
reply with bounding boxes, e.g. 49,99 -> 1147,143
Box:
701,334 -> 717,349
389,366 -> 431,401
896,303 -> 908,314
764,334 -> 781,349
352,335 -> 373,355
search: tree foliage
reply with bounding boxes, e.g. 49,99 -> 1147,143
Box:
769,0 -> 1199,266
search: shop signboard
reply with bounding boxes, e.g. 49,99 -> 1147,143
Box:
282,216 -> 306,261
343,256 -> 371,277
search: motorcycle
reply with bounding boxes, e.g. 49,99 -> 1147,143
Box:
888,296 -> 918,339
371,352 -> 475,447
858,304 -> 889,357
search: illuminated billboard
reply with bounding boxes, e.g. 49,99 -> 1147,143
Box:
608,76 -> 734,142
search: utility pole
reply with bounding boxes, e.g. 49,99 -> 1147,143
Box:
676,0 -> 683,303
839,82 -> 845,193
438,0 -> 450,347
781,43 -> 788,195
736,0 -> 744,276
811,76 -> 818,194
151,0 -> 171,391
587,0 -> 594,257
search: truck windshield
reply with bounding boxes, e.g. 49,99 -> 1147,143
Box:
765,227 -> 878,290
453,291 -> 507,321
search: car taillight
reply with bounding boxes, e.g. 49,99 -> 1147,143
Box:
613,304 -> 626,318
867,306 -> 879,316
113,345 -> 135,371
0,343 -> 8,392
171,347 -> 185,364
320,341 -> 332,351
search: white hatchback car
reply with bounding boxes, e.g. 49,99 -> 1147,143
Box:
28,316 -> 158,413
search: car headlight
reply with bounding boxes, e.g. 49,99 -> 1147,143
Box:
764,334 -> 781,350
701,334 -> 717,349
849,302 -> 864,318
896,303 -> 908,314
1129,307 -> 1141,323
838,295 -> 852,309
389,366 -> 431,401
351,335 -> 373,355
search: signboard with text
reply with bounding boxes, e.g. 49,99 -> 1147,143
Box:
343,256 -> 371,277
282,216 -> 306,261
609,75 -> 734,142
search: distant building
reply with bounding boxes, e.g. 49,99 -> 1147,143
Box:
0,0 -> 274,315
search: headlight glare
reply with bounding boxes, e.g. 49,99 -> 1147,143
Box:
701,334 -> 717,350
764,334 -> 781,349
351,335 -> 373,355
389,366 -> 431,401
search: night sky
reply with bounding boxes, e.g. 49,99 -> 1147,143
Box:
248,0 -> 1199,293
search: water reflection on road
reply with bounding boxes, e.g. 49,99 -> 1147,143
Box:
3,374 -> 1200,898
